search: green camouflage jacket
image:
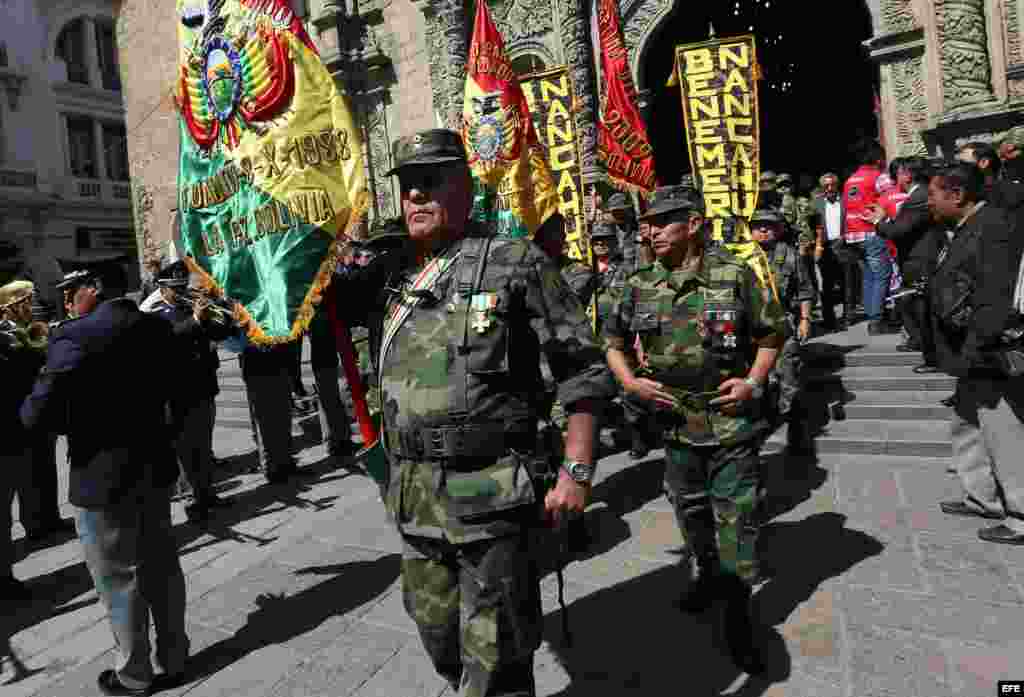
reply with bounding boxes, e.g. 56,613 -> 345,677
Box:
367,232 -> 615,543
594,260 -> 629,334
558,257 -> 597,306
603,248 -> 784,447
765,241 -> 816,318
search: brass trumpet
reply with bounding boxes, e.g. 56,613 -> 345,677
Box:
172,287 -> 238,328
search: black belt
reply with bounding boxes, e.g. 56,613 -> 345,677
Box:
392,422 -> 533,460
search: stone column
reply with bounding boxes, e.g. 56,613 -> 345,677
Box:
557,0 -> 600,184
935,0 -> 994,110
415,0 -> 468,129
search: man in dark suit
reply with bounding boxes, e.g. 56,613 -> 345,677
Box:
813,173 -> 846,330
927,164 -> 1024,546
869,157 -> 940,370
21,269 -> 188,695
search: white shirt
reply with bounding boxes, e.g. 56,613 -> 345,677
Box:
824,198 -> 843,241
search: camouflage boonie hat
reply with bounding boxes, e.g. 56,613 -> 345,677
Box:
590,222 -> 618,240
759,171 -> 777,189
639,185 -> 701,220
0,280 -> 33,309
605,193 -> 631,211
750,208 -> 785,225
386,129 -> 467,175
776,173 -> 793,187
1002,126 -> 1024,148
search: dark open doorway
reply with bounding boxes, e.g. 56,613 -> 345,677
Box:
640,1 -> 877,192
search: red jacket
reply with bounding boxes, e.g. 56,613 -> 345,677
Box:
842,165 -> 883,242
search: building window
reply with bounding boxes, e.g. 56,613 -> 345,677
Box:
56,19 -> 89,85
103,123 -> 129,181
95,23 -> 121,91
66,115 -> 97,178
75,227 -> 91,251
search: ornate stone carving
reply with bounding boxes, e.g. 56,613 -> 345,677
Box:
881,0 -> 919,33
1005,0 -> 1022,65
891,55 -> 929,156
556,0 -> 600,182
417,0 -> 468,129
935,0 -> 994,110
623,0 -> 673,83
358,91 -> 397,221
496,0 -> 553,41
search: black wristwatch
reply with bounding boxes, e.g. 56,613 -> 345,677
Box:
562,460 -> 595,485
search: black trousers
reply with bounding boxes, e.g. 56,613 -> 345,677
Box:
817,241 -> 846,327
900,260 -> 935,363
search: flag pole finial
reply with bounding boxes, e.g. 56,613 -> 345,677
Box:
708,22 -> 716,38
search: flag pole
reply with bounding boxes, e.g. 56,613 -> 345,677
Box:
324,283 -> 377,447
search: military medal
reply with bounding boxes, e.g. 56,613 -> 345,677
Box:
471,293 -> 498,334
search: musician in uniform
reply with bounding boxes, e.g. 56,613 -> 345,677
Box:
21,268 -> 189,694
149,261 -> 234,522
337,129 -> 614,696
0,280 -> 49,598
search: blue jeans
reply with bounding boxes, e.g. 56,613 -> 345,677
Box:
862,235 -> 892,321
75,487 -> 188,689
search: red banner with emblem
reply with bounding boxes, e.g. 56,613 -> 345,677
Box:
590,0 -> 656,192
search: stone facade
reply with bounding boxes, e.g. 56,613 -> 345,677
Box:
0,0 -> 137,291
116,0 -> 1024,257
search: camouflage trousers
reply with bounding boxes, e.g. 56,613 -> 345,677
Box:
663,439 -> 761,585
775,328 -> 803,418
401,533 -> 542,697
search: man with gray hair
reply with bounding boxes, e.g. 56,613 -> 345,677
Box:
814,172 -> 846,331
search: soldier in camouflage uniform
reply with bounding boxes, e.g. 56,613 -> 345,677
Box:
338,129 -> 614,697
605,193 -> 639,275
777,173 -> 797,232
604,185 -> 784,675
534,213 -> 597,306
758,170 -> 781,209
591,223 -> 627,336
750,208 -> 815,454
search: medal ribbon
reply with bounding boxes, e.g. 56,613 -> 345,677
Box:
378,253 -> 461,370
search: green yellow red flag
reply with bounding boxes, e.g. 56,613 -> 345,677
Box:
462,0 -> 559,238
175,0 -> 369,344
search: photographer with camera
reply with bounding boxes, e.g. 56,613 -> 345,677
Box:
928,163 -> 1024,545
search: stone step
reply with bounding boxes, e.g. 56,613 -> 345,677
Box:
807,366 -> 956,391
837,390 -> 953,421
802,346 -> 923,368
769,418 -> 951,457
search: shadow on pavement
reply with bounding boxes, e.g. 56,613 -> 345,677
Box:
542,563 -> 789,696
756,512 -> 883,628
757,452 -> 829,523
581,456 -> 666,560
183,555 -> 400,681
1,561 -> 98,686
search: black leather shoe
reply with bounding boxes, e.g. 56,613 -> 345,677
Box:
722,583 -> 767,674
97,669 -> 149,696
913,364 -> 939,374
896,343 -> 921,353
940,394 -> 957,407
978,524 -> 1024,545
940,501 -> 1004,519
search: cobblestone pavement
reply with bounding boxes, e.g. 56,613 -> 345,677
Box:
5,423 -> 1024,696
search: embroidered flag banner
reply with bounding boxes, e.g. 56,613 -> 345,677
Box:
175,0 -> 368,344
670,34 -> 776,297
591,0 -> 656,192
462,0 -> 559,238
672,34 -> 760,235
520,67 -> 588,263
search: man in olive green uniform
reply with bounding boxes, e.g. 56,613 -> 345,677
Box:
750,208 -> 815,453
339,130 -> 614,697
591,223 -> 626,336
605,193 -> 639,275
604,186 -> 784,675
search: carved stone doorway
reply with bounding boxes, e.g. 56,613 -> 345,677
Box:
631,1 -> 877,185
